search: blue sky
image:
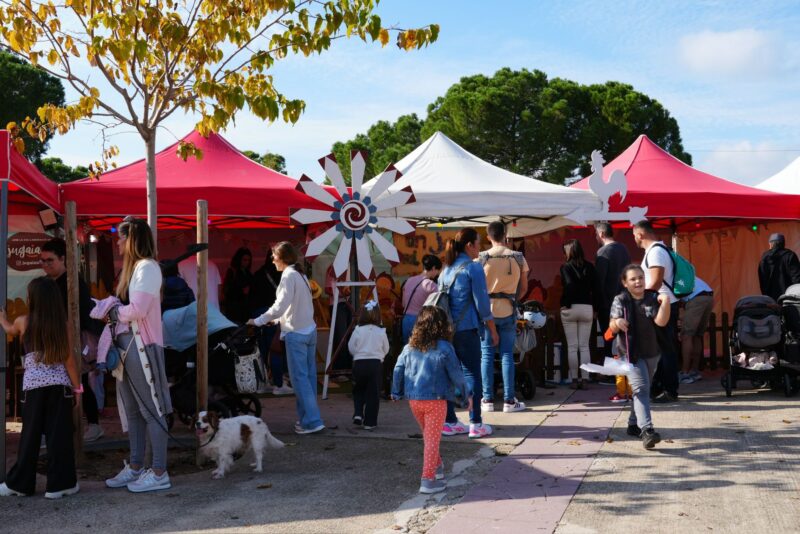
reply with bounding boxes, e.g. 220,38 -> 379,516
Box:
47,0 -> 800,186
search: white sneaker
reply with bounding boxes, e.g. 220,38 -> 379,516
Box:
468,423 -> 494,439
106,461 -> 143,488
441,421 -> 469,436
127,469 -> 171,493
0,482 -> 26,497
83,424 -> 104,442
273,384 -> 294,395
480,399 -> 495,412
503,398 -> 526,413
44,483 -> 80,499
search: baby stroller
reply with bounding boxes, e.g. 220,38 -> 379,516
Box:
488,300 -> 547,401
777,284 -> 800,390
164,304 -> 264,428
722,295 -> 792,397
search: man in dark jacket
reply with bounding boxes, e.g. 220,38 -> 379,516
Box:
595,222 -> 631,359
758,233 -> 800,301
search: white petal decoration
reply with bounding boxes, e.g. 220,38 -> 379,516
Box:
319,154 -> 349,198
366,164 -> 400,201
350,150 -> 367,195
290,208 -> 335,225
305,225 -> 342,259
374,216 -> 415,235
367,231 -> 399,264
373,186 -> 415,213
332,235 -> 353,276
355,237 -> 373,278
296,174 -> 340,207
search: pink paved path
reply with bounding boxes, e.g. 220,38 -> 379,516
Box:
429,387 -> 624,534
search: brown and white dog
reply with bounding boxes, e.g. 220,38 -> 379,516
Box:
195,411 -> 284,479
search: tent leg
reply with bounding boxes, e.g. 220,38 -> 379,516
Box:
322,285 -> 338,400
0,181 -> 8,482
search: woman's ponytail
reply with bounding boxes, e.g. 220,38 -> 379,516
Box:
443,228 -> 478,266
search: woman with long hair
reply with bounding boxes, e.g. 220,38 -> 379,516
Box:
559,239 -> 597,389
0,277 -> 81,498
104,217 -> 173,493
249,242 -> 325,434
439,228 -> 497,439
222,247 -> 255,324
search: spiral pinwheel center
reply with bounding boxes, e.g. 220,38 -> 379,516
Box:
340,200 -> 369,231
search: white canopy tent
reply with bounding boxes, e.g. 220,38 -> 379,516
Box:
757,156 -> 800,193
361,132 -> 601,236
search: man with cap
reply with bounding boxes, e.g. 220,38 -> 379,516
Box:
758,233 -> 800,301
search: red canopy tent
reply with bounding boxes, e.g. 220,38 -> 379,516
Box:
571,134 -> 800,228
59,130 -> 331,227
0,130 -> 60,214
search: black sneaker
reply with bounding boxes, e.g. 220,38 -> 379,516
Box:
626,424 -> 641,437
652,392 -> 677,404
641,427 -> 661,449
352,416 -> 363,426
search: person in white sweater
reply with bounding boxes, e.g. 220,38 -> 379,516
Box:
248,242 -> 325,435
348,301 -> 390,429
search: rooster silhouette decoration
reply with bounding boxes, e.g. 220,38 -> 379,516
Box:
588,150 -> 627,212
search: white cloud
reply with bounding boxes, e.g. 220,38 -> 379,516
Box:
693,141 -> 799,185
678,29 -> 782,79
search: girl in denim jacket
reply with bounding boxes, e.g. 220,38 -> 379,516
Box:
392,306 -> 471,494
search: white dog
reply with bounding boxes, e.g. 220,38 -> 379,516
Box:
195,411 -> 284,479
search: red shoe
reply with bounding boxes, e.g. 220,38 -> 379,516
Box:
609,393 -> 629,403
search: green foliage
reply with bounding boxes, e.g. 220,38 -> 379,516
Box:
36,157 -> 89,183
333,68 -> 692,185
0,51 -> 64,160
243,150 -> 287,174
331,113 -> 423,184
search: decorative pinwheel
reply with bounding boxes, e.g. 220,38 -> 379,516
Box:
290,151 -> 416,279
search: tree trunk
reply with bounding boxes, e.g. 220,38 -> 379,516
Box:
145,131 -> 158,250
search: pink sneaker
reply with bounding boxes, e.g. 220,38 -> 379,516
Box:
608,393 -> 629,404
468,423 -> 494,439
441,421 -> 469,436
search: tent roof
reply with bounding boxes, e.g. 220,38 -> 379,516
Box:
362,131 -> 600,221
60,130 -> 330,221
0,130 -> 60,213
757,156 -> 800,193
571,135 -> 800,222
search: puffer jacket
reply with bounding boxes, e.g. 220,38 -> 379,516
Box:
391,340 -> 470,405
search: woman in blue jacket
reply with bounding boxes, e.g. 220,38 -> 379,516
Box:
438,228 -> 498,439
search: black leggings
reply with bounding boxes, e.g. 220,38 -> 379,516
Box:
82,373 -> 99,425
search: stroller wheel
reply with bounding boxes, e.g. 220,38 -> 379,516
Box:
234,394 -> 263,417
517,370 -> 536,400
783,373 -> 794,397
721,373 -> 732,397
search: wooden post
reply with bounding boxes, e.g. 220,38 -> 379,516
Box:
196,201 -> 208,465
721,312 -> 730,369
708,312 -> 717,370
65,201 -> 83,463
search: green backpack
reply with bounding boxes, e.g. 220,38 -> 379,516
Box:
645,243 -> 696,298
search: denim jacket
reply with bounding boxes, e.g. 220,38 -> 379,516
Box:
439,253 -> 493,332
391,340 -> 470,405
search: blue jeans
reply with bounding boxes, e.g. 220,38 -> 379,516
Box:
284,330 -> 324,430
401,314 -> 417,344
446,329 -> 483,425
628,356 -> 660,430
481,315 -> 517,403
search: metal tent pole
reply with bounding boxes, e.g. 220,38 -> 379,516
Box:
0,180 -> 8,481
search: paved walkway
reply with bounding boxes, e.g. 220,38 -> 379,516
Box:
425,376 -> 800,534
429,387 -> 622,534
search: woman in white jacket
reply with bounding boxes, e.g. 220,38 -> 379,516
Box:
248,242 -> 325,434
